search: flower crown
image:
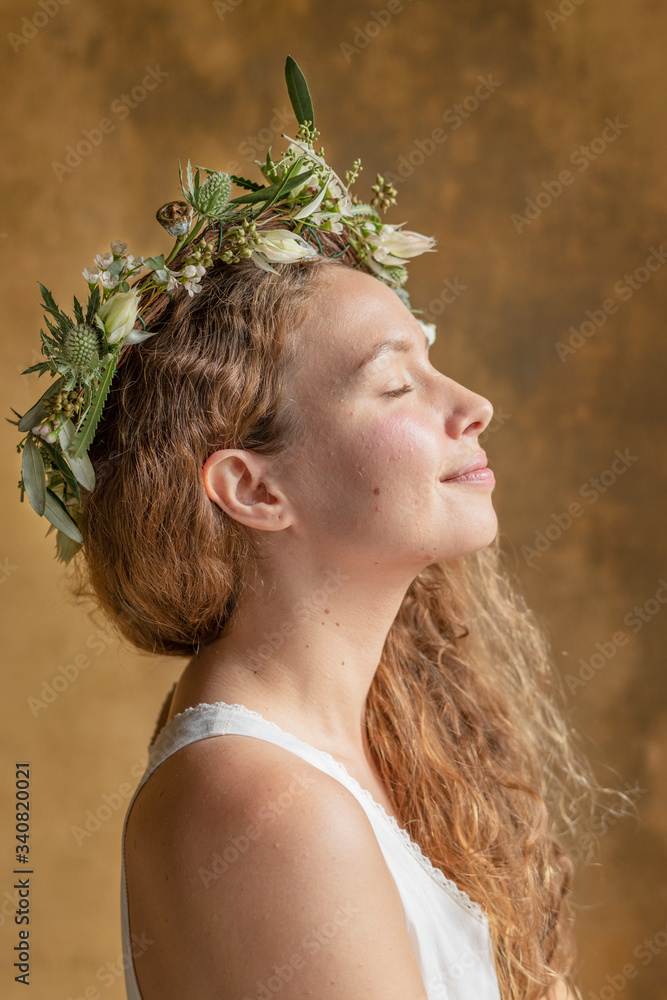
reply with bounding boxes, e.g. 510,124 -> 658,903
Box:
10,56 -> 437,564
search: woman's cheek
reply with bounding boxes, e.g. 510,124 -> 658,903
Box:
363,412 -> 439,474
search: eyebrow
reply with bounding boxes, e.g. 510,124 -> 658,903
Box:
351,331 -> 429,381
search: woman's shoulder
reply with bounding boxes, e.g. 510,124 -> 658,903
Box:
124,733 -> 428,999
126,724 -> 383,870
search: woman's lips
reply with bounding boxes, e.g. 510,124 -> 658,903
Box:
441,467 -> 495,485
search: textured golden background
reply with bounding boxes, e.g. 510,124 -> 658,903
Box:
1,1 -> 665,998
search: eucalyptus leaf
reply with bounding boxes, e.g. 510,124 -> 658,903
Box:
58,419 -> 95,491
44,488 -> 83,543
144,255 -> 165,271
58,417 -> 75,450
106,259 -> 125,277
285,56 -> 314,127
17,376 -> 66,432
22,436 -> 46,516
68,451 -> 96,492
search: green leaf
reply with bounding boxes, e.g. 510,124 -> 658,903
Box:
230,174 -> 264,192
67,352 -> 119,459
348,202 -> 382,222
17,376 -> 66,432
285,55 -> 314,127
144,254 -> 165,271
121,280 -> 129,292
55,530 -> 83,564
261,158 -> 311,214
38,282 -> 62,318
6,406 -> 23,427
68,451 -> 96,492
44,488 -> 83,543
41,437 -> 81,502
227,167 -> 312,207
38,285 -> 68,327
58,419 -> 95,491
72,296 -> 84,324
106,258 -> 125,278
85,285 -> 101,325
20,361 -> 51,377
22,435 -> 47,516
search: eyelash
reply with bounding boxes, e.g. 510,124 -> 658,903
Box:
383,383 -> 414,398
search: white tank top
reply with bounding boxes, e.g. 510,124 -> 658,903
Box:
120,700 -> 502,1000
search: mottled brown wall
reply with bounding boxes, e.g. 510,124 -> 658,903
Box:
1,1 -> 665,998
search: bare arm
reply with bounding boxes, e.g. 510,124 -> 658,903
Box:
125,737 -> 430,1000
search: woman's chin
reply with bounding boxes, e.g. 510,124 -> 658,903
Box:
424,515 -> 499,564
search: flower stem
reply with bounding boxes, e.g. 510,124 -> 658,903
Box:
164,235 -> 186,266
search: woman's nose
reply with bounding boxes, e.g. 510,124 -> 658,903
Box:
443,379 -> 494,439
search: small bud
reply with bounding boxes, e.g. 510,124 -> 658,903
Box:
156,201 -> 194,237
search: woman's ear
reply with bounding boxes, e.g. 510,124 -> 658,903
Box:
202,449 -> 294,531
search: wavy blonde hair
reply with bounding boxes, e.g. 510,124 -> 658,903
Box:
74,221 -> 635,1000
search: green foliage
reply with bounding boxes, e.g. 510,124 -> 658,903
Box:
285,55 -> 314,128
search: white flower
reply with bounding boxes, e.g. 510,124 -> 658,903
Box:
327,177 -> 344,200
310,211 -> 344,234
417,319 -> 437,347
179,264 -> 206,296
254,229 -> 319,265
370,225 -> 436,264
293,174 -> 331,220
83,267 -> 100,283
125,254 -> 143,271
31,423 -> 51,440
152,265 -> 185,292
110,240 -> 128,255
182,264 -> 206,279
100,270 -> 120,290
97,288 -> 141,345
336,195 -> 354,216
95,252 -> 114,269
164,270 -> 181,292
31,418 -> 63,443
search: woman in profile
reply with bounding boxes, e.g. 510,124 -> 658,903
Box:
14,59 -> 629,1000
76,222 -> 621,1000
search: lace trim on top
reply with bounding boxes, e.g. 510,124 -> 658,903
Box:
151,700 -> 489,927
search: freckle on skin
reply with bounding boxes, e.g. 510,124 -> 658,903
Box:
373,487 -> 380,495
375,506 -> 380,511
324,609 -> 330,614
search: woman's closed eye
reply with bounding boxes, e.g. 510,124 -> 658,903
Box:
383,383 -> 414,398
